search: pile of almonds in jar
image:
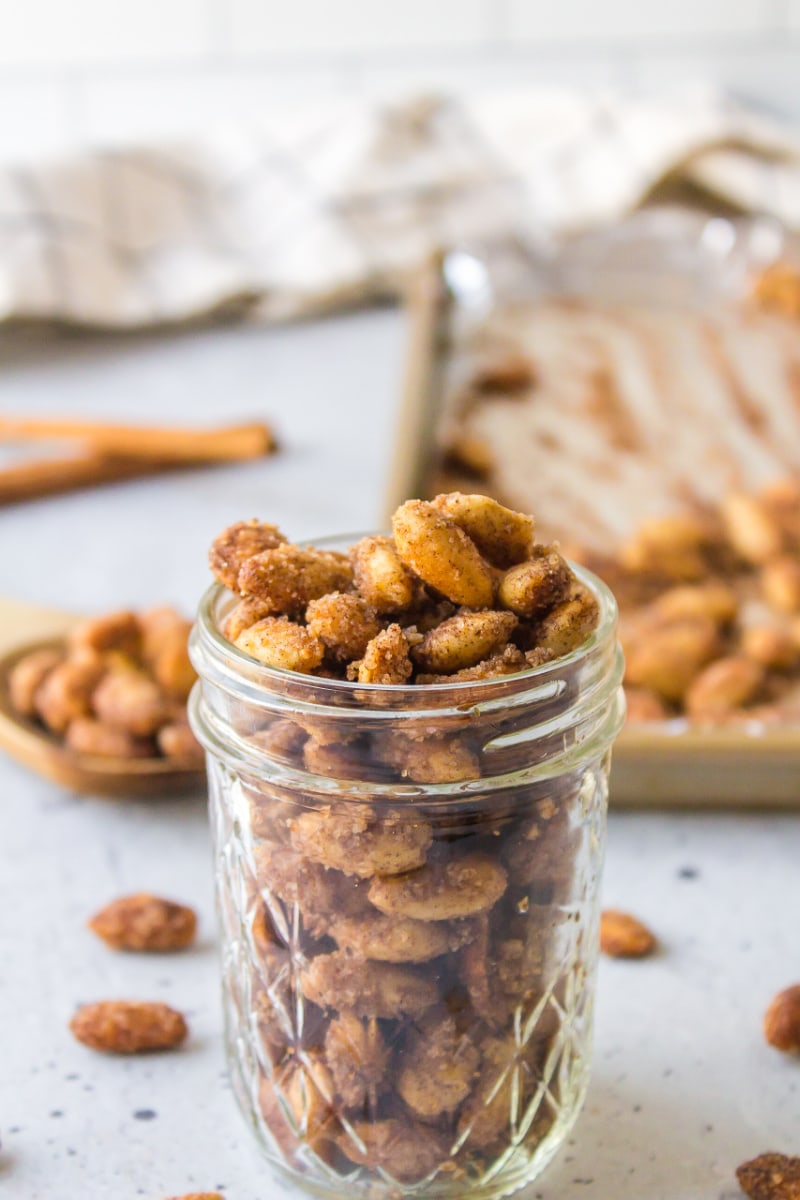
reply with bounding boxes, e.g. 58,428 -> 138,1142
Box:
211,493 -> 599,686
206,494 -> 608,1184
568,478 -> 800,724
9,607 -> 203,763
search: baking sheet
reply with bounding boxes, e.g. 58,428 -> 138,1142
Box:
389,209 -> 800,808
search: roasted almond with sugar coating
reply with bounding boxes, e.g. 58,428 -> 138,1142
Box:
350,534 -> 416,613
432,492 -> 534,568
764,984 -> 800,1054
149,619 -> 195,701
209,519 -> 288,590
535,583 -> 600,657
736,1152 -> 800,1200
92,667 -> 171,736
300,953 -> 439,1019
237,544 -> 352,614
69,609 -> 141,658
653,581 -> 738,626
69,1000 -> 187,1053
369,853 -> 507,921
329,912 -> 457,963
66,717 -> 156,759
741,626 -> 800,671
621,513 -> 715,580
290,807 -> 432,877
164,1194 -> 223,1200
498,554 -> 572,619
416,643 -> 528,684
9,647 -> 65,718
306,591 -> 381,662
762,556 -> 800,614
350,623 -> 413,685
89,893 -> 197,952
685,655 -> 764,718
337,1118 -> 449,1182
220,597 -> 274,642
34,650 -> 106,735
379,730 -> 480,782
600,910 -> 657,958
235,616 -> 325,674
397,1014 -> 480,1120
624,687 -> 669,723
324,1014 -> 389,1110
721,493 -> 784,565
392,499 -> 495,608
625,617 -> 720,704
412,610 -> 517,673
157,720 -> 205,764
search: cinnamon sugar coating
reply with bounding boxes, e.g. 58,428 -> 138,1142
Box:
88,893 -> 197,952
69,1000 -> 187,1053
238,543 -> 352,614
324,1014 -> 389,1110
736,1152 -> 800,1200
289,807 -> 432,877
368,854 -> 507,922
350,534 -> 416,613
397,1014 -> 480,1120
208,518 -> 287,590
300,953 -> 439,1019
211,492 -> 598,687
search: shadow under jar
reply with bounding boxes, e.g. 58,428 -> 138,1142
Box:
189,543 -> 625,1200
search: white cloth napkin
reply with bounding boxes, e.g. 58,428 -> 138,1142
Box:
1,86 -> 798,328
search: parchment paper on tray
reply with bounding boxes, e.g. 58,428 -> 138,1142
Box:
423,210 -> 800,553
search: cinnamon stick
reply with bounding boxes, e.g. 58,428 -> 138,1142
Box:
0,452 -> 195,506
0,418 -> 276,462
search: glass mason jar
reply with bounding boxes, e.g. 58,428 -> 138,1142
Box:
189,542 -> 625,1200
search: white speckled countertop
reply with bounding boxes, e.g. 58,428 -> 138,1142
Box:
0,310 -> 797,1200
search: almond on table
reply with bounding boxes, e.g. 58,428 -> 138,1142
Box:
163,1193 -> 224,1199
600,910 -> 657,958
764,984 -> 800,1054
69,1000 -> 187,1053
88,893 -> 197,952
736,1152 -> 800,1200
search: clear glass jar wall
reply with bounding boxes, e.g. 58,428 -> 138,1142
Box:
189,553 -> 624,1200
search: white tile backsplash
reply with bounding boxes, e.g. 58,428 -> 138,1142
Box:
508,0 -> 767,42
0,0 -> 215,66
76,68 -> 353,146
228,0 -> 489,55
349,53 -> 629,100
0,0 -> 797,162
628,45 -> 800,118
0,80 -> 78,163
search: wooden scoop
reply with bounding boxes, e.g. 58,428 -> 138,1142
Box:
0,596 -> 205,799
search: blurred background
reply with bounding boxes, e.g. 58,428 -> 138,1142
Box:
2,0 -> 800,162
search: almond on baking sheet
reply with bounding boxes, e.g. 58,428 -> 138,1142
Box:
69,1000 -> 187,1053
764,984 -> 800,1054
88,893 -> 197,952
736,1152 -> 800,1199
600,910 -> 657,958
